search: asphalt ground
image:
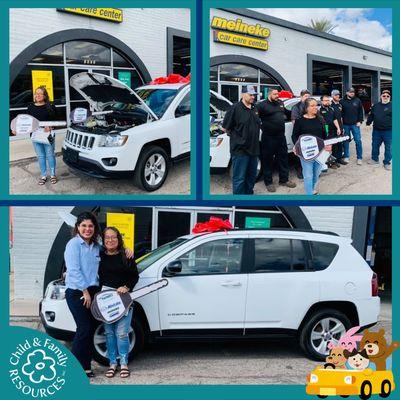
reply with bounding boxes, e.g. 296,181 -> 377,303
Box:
10,299 -> 392,385
210,126 -> 392,195
10,156 -> 190,195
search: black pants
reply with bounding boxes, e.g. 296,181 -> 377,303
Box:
332,142 -> 344,160
261,134 -> 289,185
65,286 -> 99,370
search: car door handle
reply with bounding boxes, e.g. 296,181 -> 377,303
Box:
220,281 -> 242,287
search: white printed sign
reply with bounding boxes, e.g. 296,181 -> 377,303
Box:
95,291 -> 126,323
299,135 -> 321,160
11,114 -> 37,135
70,108 -> 89,124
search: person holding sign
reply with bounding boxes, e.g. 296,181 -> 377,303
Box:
98,227 -> 139,379
292,98 -> 332,195
26,86 -> 58,185
64,212 -> 102,378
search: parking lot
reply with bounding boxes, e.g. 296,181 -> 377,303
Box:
10,299 -> 392,385
10,155 -> 190,195
210,126 -> 392,195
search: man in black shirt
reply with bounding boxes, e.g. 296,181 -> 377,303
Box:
340,87 -> 364,165
330,90 -> 347,165
366,90 -> 392,170
257,88 -> 296,192
319,94 -> 341,168
222,85 -> 261,195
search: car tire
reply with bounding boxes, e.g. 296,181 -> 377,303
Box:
92,316 -> 146,366
299,308 -> 351,361
380,379 -> 391,398
134,145 -> 170,192
360,380 -> 372,400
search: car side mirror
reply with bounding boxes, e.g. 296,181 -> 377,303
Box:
162,260 -> 182,277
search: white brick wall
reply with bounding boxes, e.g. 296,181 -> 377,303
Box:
210,9 -> 391,95
11,206 -> 74,300
10,8 -> 190,79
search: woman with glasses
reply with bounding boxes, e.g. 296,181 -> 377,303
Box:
292,98 -> 332,195
366,90 -> 392,170
99,227 -> 139,379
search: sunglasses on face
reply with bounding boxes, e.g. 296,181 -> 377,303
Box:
382,95 -> 390,98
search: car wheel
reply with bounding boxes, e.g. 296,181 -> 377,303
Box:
317,396 -> 328,399
134,145 -> 170,192
360,380 -> 372,400
299,308 -> 351,360
380,379 -> 391,398
92,316 -> 145,366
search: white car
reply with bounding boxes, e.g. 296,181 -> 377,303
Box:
40,229 -> 379,365
63,72 -> 191,191
210,95 -> 320,173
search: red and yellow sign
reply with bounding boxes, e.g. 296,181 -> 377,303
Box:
58,8 -> 123,23
213,30 -> 268,51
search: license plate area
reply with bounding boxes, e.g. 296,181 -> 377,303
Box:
64,147 -> 79,163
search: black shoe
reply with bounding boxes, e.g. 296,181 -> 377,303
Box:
337,158 -> 348,165
296,170 -> 303,180
85,370 -> 95,378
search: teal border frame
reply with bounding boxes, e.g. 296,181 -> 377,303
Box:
203,0 -> 397,201
4,0 -> 196,201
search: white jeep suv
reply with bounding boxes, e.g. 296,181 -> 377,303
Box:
40,229 -> 379,364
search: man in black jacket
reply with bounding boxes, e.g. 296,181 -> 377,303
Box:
257,88 -> 296,192
366,90 -> 392,170
340,87 -> 364,165
222,85 -> 261,195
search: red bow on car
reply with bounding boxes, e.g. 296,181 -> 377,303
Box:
192,217 -> 233,234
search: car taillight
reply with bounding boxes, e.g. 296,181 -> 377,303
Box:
371,272 -> 378,296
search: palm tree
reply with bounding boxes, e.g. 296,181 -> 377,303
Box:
308,19 -> 337,34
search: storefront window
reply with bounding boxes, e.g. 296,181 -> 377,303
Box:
380,74 -> 392,95
65,41 -> 111,66
210,65 -> 218,81
10,65 -> 66,107
112,49 -> 132,68
173,36 -> 190,76
312,61 -> 344,96
31,44 -> 63,64
113,69 -> 143,89
219,63 -> 258,83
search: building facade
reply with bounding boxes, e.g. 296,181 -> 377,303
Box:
9,8 -> 190,134
210,8 -> 392,112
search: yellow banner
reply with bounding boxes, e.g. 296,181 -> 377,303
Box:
106,213 -> 135,251
31,70 -> 54,102
213,30 -> 268,51
58,8 -> 123,23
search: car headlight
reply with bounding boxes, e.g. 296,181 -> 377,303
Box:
344,375 -> 355,385
210,137 -> 223,147
310,374 -> 318,383
49,285 -> 66,300
98,134 -> 128,147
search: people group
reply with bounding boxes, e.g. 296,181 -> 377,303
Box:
64,212 -> 138,379
222,85 -> 392,195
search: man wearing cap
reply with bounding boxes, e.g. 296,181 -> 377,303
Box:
366,90 -> 392,170
330,90 -> 346,165
256,88 -> 296,192
340,87 -> 364,165
222,85 -> 261,195
291,89 -> 311,179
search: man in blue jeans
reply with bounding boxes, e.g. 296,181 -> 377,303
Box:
340,87 -> 364,165
222,85 -> 261,194
366,90 -> 392,171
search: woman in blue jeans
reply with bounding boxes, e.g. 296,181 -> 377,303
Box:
99,227 -> 139,379
292,98 -> 332,195
26,86 -> 58,185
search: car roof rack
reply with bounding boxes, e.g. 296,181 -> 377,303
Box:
229,228 -> 339,236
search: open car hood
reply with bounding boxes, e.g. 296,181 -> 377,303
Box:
69,72 -> 158,120
210,90 -> 232,112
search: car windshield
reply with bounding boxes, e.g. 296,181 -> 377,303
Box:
137,238 -> 189,273
134,88 -> 178,118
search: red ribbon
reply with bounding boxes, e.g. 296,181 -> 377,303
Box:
150,73 -> 191,85
278,90 -> 294,99
192,217 -> 233,234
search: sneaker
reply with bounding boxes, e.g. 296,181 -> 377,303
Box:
329,163 -> 338,169
367,159 -> 380,166
279,180 -> 297,188
384,164 -> 391,171
337,158 -> 348,165
357,159 -> 362,166
266,184 -> 276,193
343,157 -> 350,163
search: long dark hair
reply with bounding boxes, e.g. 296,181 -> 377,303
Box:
102,226 -> 128,265
73,212 -> 101,244
35,86 -> 55,117
304,97 -> 326,125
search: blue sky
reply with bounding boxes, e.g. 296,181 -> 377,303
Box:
252,8 -> 392,51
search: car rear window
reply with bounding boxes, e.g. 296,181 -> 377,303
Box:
309,241 -> 339,271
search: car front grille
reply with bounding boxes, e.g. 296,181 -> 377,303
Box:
65,130 -> 96,150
